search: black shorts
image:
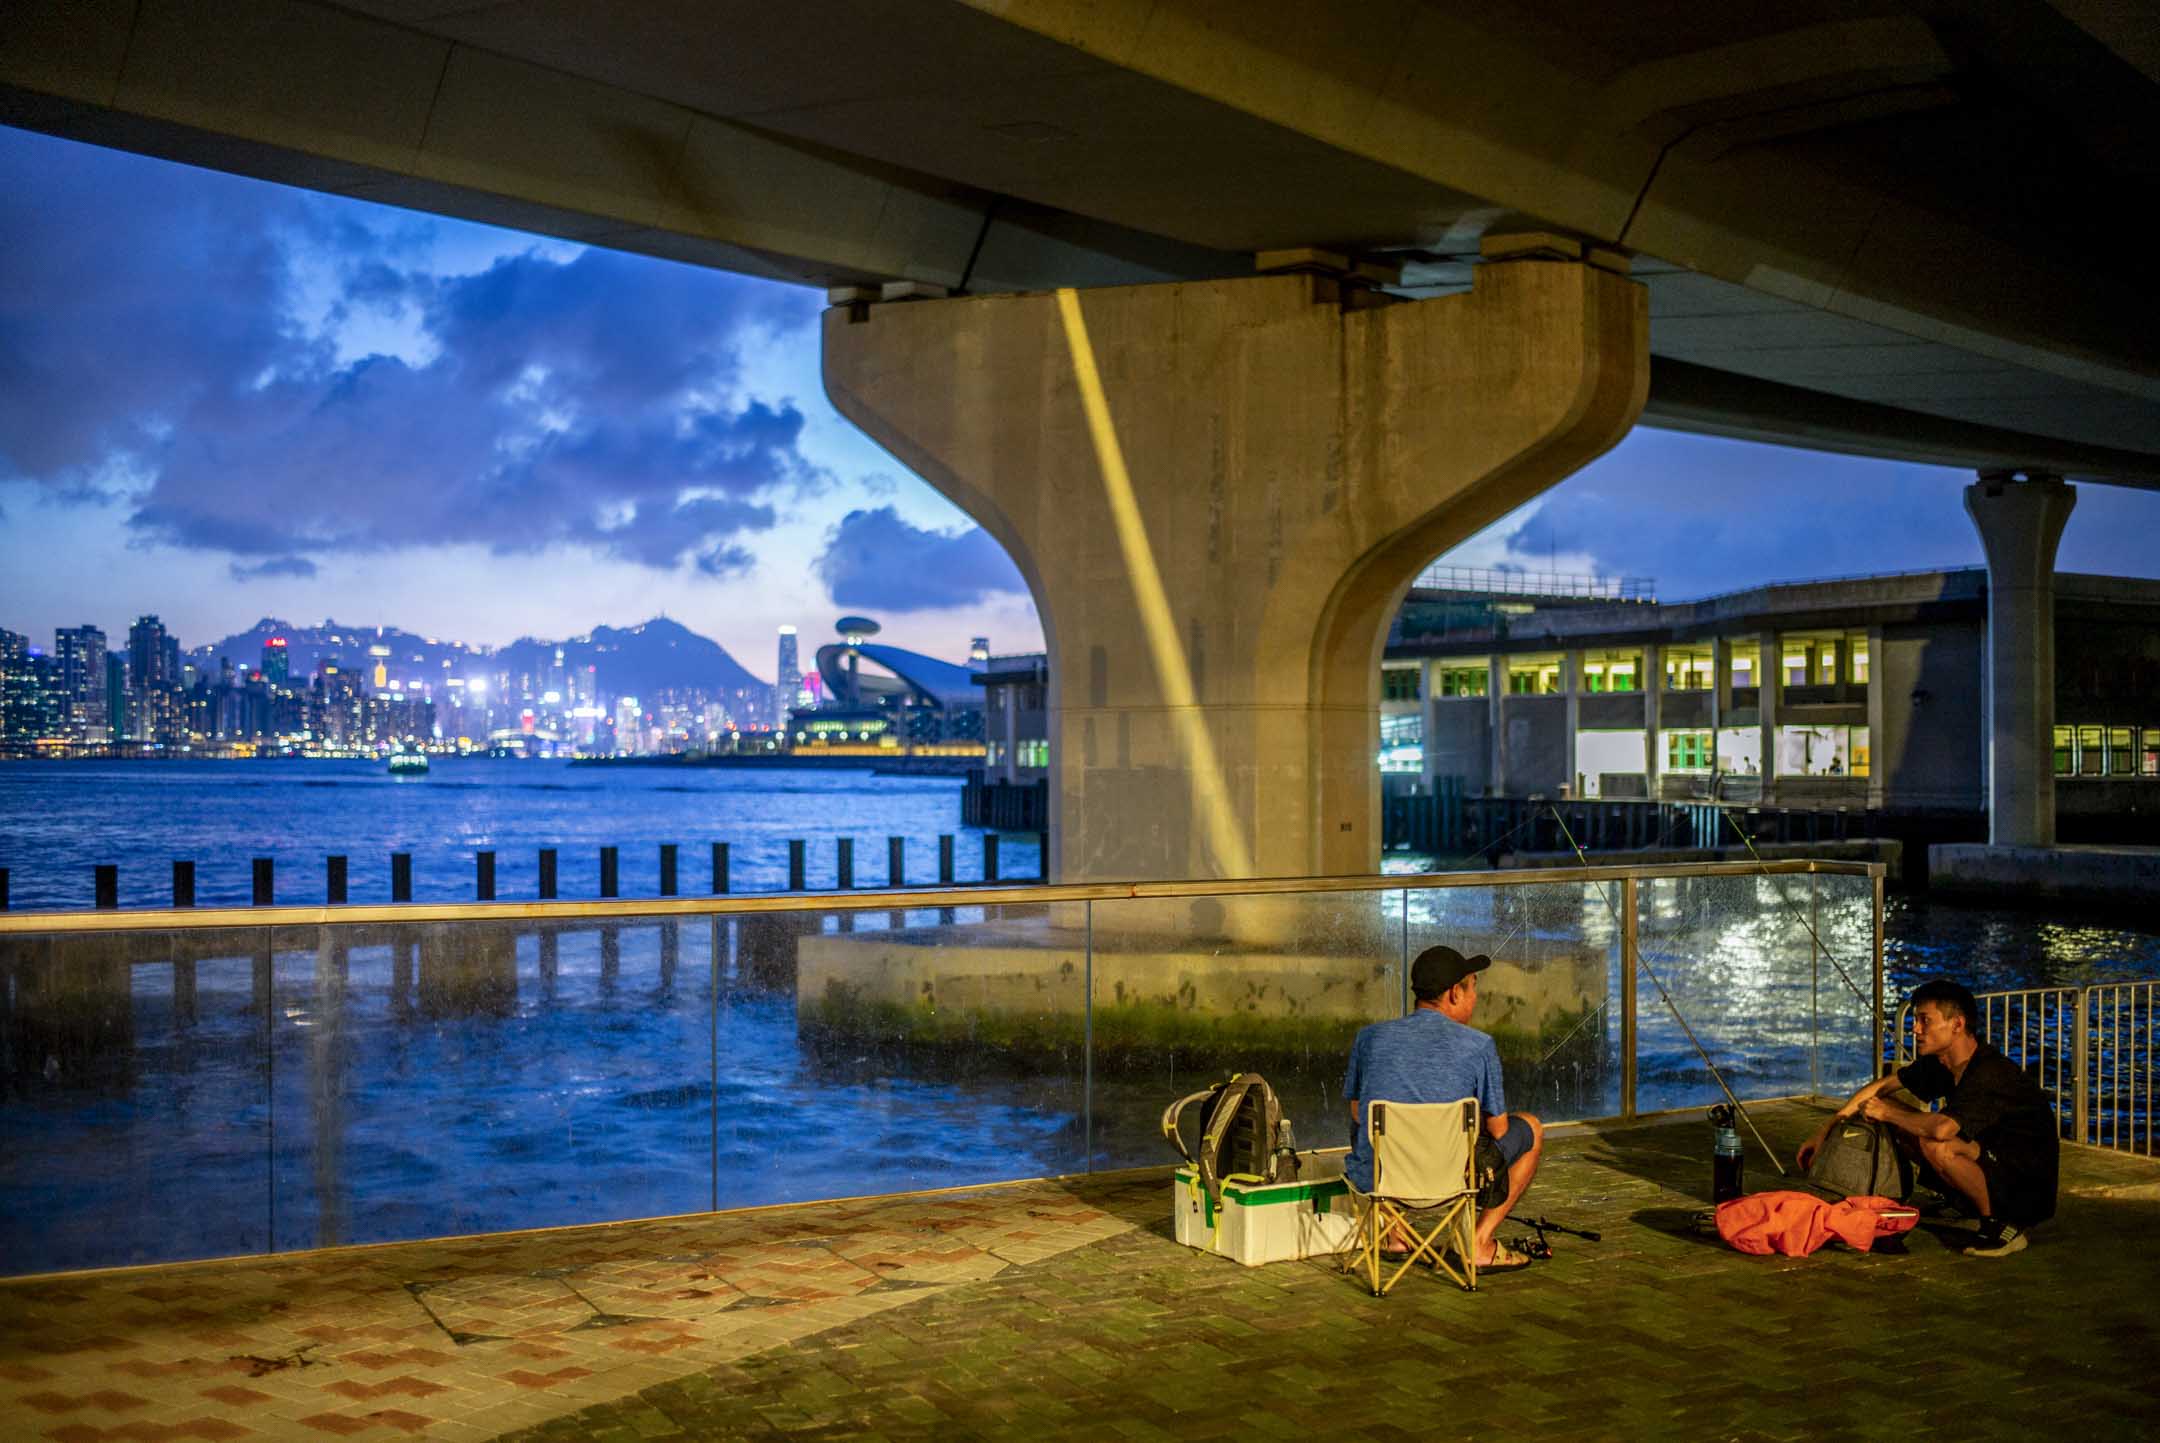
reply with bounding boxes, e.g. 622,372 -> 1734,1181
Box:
1494,1114 -> 1535,1169
1914,1146 -> 2055,1228
1978,1146 -> 2056,1228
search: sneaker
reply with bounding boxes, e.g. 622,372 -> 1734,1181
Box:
1962,1218 -> 2028,1258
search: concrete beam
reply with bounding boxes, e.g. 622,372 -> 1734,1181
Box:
0,0 -> 1237,292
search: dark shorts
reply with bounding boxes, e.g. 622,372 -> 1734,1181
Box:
1493,1114 -> 1535,1169
1912,1144 -> 2056,1229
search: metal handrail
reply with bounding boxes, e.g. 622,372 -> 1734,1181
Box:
0,858 -> 1886,935
1412,563 -> 1656,601
1895,983 -> 2154,1156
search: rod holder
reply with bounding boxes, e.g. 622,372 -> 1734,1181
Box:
538,848 -> 558,900
95,864 -> 118,910
788,839 -> 806,891
172,860 -> 195,909
327,855 -> 347,905
251,858 -> 273,907
599,846 -> 619,899
982,833 -> 1000,883
711,841 -> 729,895
837,837 -> 854,889
938,834 -> 955,884
659,843 -> 678,897
390,852 -> 412,903
476,850 -> 495,902
888,836 -> 905,887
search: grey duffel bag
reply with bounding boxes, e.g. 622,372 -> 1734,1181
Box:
1807,1117 -> 1913,1200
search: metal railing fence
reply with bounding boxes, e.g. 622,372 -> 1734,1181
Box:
1896,982 -> 2156,1155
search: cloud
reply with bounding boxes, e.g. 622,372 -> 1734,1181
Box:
1441,431 -> 1989,601
815,506 -> 1028,611
229,555 -> 318,582
0,128 -> 826,578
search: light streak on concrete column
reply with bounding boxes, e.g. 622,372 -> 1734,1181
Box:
1054,287 -> 1254,878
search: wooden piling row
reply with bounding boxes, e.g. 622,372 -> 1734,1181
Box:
16,834 -> 1048,910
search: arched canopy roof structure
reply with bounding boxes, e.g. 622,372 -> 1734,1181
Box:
814,643 -> 979,710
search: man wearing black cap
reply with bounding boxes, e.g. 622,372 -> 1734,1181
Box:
1342,944 -> 1546,1272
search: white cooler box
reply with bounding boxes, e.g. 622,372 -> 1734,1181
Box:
1172,1149 -> 1361,1266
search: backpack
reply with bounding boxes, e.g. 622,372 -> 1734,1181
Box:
1805,1118 -> 1912,1201
1162,1073 -> 1300,1206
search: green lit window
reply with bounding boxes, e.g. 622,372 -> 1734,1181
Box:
2054,725 -> 2074,777
2144,728 -> 2159,778
1380,667 -> 1422,701
2110,727 -> 2136,776
1849,639 -> 1870,684
1664,729 -> 1712,773
1507,659 -> 1562,695
1730,653 -> 1756,688
2079,725 -> 2105,776
1783,648 -> 1810,686
1582,651 -> 1641,694
1851,726 -> 1871,778
1437,665 -> 1488,697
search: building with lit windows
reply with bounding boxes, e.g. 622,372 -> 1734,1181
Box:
1381,567 -> 2160,838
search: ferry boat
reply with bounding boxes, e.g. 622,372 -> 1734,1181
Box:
387,745 -> 430,776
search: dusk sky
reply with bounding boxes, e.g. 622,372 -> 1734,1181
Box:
6,124 -> 2159,679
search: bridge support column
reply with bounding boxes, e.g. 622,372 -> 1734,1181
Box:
1965,470 -> 2076,847
826,248 -> 1647,882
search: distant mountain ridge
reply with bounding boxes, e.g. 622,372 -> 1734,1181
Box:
183,615 -> 770,700
497,618 -> 769,702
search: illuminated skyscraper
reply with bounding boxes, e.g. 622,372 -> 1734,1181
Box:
774,626 -> 801,727
55,625 -> 108,742
261,636 -> 290,687
127,615 -> 179,744
0,628 -> 28,749
969,636 -> 991,670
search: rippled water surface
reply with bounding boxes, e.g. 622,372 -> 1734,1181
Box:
0,758 -> 1035,907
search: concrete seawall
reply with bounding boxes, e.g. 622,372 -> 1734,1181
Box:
1931,844 -> 2160,907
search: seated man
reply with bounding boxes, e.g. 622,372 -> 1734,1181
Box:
1343,944 -> 1545,1272
1798,978 -> 2058,1258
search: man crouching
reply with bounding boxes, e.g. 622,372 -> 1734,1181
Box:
1343,945 -> 1545,1272
1798,978 -> 2058,1258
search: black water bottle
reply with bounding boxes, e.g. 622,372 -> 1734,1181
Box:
1710,1104 -> 1745,1203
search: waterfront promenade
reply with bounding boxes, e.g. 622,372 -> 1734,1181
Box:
4,1100 -> 2157,1441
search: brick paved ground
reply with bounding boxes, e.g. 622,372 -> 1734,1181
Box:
7,1101 -> 2159,1442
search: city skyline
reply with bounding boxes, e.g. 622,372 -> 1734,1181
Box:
7,124 -> 2160,662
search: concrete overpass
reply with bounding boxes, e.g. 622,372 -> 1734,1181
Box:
7,0 -> 2156,878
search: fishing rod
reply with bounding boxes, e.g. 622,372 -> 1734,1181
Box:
1549,806 -> 1786,1176
1718,808 -> 1872,1010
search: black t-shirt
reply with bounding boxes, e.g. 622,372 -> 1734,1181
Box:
1898,1042 -> 2059,1219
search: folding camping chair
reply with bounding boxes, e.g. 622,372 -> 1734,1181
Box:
1342,1097 -> 1481,1296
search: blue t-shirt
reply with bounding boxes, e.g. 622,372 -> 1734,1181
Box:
1341,1009 -> 1506,1189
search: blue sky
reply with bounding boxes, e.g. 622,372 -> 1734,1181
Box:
5,124 -> 2157,673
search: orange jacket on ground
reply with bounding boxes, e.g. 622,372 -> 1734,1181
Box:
1715,1191 -> 1919,1257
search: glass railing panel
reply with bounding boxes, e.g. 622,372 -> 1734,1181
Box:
1634,872 -> 1869,1113
1084,888 -> 1408,1171
1,927 -> 271,1274
267,914 -> 718,1251
1406,881 -> 1623,1125
731,899 -> 1088,1205
1808,872 -> 1881,1099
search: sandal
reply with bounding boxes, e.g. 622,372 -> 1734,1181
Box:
1476,1242 -> 1534,1273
